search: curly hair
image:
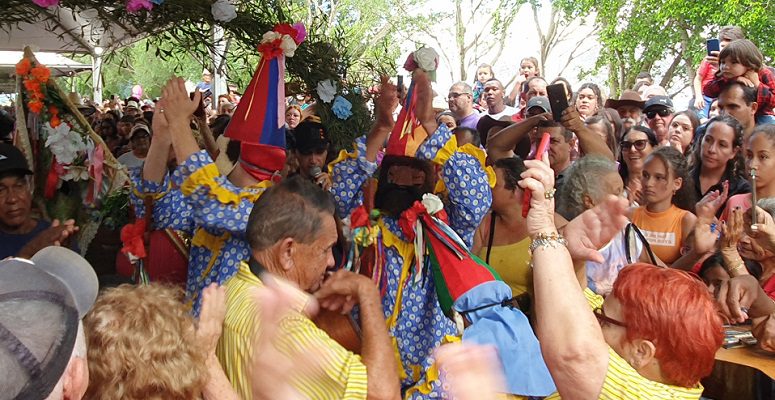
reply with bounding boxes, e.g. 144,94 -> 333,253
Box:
557,155 -> 619,220
689,115 -> 745,180
613,264 -> 723,387
83,284 -> 207,400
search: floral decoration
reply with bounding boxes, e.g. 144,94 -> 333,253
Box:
332,95 -> 353,119
126,0 -> 153,13
211,0 -> 237,23
316,79 -> 337,103
43,122 -> 88,167
16,59 -> 52,115
257,23 -> 306,59
402,47 -> 440,81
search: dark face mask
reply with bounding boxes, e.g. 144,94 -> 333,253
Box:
374,182 -> 425,218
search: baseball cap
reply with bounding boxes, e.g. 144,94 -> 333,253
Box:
292,120 -> 330,154
643,95 -> 674,112
130,123 -> 151,140
0,143 -> 33,176
126,100 -> 139,110
526,96 -> 551,113
0,247 -> 98,399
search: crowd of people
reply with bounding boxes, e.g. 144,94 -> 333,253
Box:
2,23 -> 775,400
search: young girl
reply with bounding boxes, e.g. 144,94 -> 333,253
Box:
631,146 -> 698,268
507,57 -> 541,106
574,83 -> 603,119
472,63 -> 494,108
667,110 -> 701,155
689,115 -> 749,215
723,124 -> 775,216
702,39 -> 775,125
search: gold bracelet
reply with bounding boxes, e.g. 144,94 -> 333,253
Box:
529,232 -> 567,255
728,262 -> 746,274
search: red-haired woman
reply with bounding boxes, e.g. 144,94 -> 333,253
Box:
520,153 -> 724,399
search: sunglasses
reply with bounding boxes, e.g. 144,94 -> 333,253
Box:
620,139 -> 649,151
593,306 -> 627,328
646,108 -> 671,119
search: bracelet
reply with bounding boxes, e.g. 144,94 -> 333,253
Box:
529,232 -> 568,255
728,262 -> 746,274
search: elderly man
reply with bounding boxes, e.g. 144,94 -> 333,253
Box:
0,246 -> 98,400
447,81 -> 481,130
643,95 -> 674,145
217,176 -> 399,400
0,144 -> 78,259
605,90 -> 645,132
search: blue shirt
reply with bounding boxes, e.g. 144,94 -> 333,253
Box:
0,220 -> 50,259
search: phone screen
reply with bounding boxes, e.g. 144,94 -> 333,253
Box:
707,39 -> 720,56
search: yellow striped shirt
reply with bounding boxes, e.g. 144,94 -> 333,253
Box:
216,262 -> 368,399
545,289 -> 703,399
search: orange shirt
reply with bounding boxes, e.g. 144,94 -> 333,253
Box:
632,205 -> 688,264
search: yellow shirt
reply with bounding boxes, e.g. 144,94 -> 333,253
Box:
476,237 -> 532,296
544,289 -> 703,399
216,262 -> 368,399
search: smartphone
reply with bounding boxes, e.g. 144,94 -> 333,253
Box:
522,132 -> 552,218
707,39 -> 720,56
191,92 -> 206,118
546,83 -> 569,122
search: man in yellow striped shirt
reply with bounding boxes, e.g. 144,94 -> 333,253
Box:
216,176 -> 400,399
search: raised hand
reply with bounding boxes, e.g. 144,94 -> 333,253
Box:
519,152 -> 557,237
560,106 -> 585,133
17,219 -> 79,259
160,77 -> 201,126
412,69 -> 438,135
562,196 -> 630,263
374,76 -> 398,127
196,283 -> 227,356
435,342 -> 506,400
695,180 -> 728,221
745,206 -> 775,255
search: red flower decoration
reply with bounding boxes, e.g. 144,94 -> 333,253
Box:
403,53 -> 418,72
399,201 -> 428,241
30,66 -> 51,83
257,39 -> 283,59
120,220 -> 147,259
350,206 -> 370,229
16,58 -> 31,76
274,23 -> 297,38
28,100 -> 43,114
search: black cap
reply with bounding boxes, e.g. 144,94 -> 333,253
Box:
643,95 -> 674,112
0,143 -> 33,176
292,120 -> 330,154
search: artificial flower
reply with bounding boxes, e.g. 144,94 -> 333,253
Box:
126,0 -> 153,13
31,0 -> 59,7
15,58 -> 31,75
28,100 -> 44,114
121,220 -> 147,260
257,39 -> 283,59
332,95 -> 352,120
44,122 -> 87,165
291,22 -> 307,44
413,47 -> 439,72
30,66 -> 51,83
279,35 -> 298,57
61,166 -> 89,181
316,79 -> 337,103
403,54 -> 418,72
23,79 -> 41,92
211,0 -> 237,23
50,115 -> 61,128
421,193 -> 444,215
274,24 -> 297,39
262,31 -> 281,43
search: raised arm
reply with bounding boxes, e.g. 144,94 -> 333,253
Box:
486,113 -> 550,161
560,107 -> 614,160
143,98 -> 173,184
159,77 -> 202,163
523,153 -> 628,399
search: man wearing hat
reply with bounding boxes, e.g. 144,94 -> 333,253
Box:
124,100 -> 140,118
0,143 -> 78,259
291,119 -> 332,190
605,90 -> 645,131
330,70 -> 494,395
117,123 -> 151,170
130,24 -> 306,315
643,95 -> 674,145
0,246 -> 98,400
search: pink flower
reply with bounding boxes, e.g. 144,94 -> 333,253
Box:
292,22 -> 307,44
403,54 -> 418,71
126,0 -> 153,13
32,0 -> 59,7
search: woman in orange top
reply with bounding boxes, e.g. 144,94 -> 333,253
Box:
631,147 -> 700,269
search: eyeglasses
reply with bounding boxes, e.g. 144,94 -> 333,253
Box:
447,92 -> 470,99
646,108 -> 671,119
593,306 -> 627,328
620,139 -> 649,151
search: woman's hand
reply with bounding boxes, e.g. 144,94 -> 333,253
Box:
160,77 -> 201,126
721,207 -> 744,249
518,152 -> 556,236
562,196 -> 630,263
695,180 -> 729,221
745,206 -> 775,255
197,283 -> 227,356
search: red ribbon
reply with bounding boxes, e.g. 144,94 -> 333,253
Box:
350,206 -> 370,229
399,201 -> 450,241
120,219 -> 147,259
44,156 -> 61,199
257,39 -> 284,59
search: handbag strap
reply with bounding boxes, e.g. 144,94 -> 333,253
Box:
485,212 -> 496,264
625,223 -> 657,265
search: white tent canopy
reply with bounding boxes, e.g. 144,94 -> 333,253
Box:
0,50 -> 92,75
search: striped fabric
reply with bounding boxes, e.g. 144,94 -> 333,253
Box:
216,262 -> 368,399
544,289 -> 703,399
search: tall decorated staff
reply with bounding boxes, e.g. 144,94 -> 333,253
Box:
399,194 -> 556,397
224,22 -> 306,182
13,47 -> 128,254
330,47 -> 496,397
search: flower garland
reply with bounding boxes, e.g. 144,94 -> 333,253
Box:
16,58 -> 52,116
257,23 -> 306,59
